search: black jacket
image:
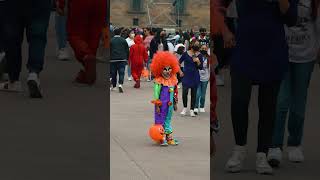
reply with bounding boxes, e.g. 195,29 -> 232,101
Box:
110,36 -> 129,62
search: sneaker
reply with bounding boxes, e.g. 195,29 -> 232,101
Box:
216,75 -> 224,86
180,108 -> 187,116
27,72 -> 42,98
190,110 -> 197,117
147,79 -> 151,82
57,48 -> 70,61
177,85 -> 181,89
167,139 -> 179,145
128,76 -> 132,81
225,145 -> 247,173
118,84 -> 124,93
160,139 -> 168,146
288,146 -> 304,163
110,86 -> 116,91
194,108 -> 199,115
199,108 -> 205,113
256,153 -> 273,175
0,81 -> 23,92
267,147 -> 282,167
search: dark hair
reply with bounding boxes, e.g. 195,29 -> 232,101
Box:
114,28 -> 122,35
176,46 -> 185,55
182,32 -> 190,42
311,0 -> 320,20
200,27 -> 206,33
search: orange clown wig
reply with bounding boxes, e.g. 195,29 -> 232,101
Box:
150,52 -> 180,79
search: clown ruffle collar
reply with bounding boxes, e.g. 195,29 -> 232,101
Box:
154,76 -> 178,87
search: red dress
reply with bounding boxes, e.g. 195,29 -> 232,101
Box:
129,36 -> 149,82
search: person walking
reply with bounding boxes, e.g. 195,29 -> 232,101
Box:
129,35 -> 148,88
143,27 -> 154,81
194,44 -> 210,114
268,0 -> 320,167
55,1 -> 70,61
213,0 -> 298,174
110,28 -> 129,93
179,39 -> 203,117
0,0 -> 52,98
56,0 -> 106,85
126,29 -> 135,81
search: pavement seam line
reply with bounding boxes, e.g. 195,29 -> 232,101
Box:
111,135 -> 151,180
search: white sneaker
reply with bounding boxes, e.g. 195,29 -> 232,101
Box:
27,72 -> 42,98
225,145 -> 247,173
199,108 -> 205,113
180,108 -> 187,116
267,147 -> 282,167
0,81 -> 23,92
118,84 -> 124,93
57,48 -> 70,61
216,75 -> 224,86
190,110 -> 196,117
194,108 -> 199,114
128,76 -> 132,81
288,146 -> 304,163
256,153 -> 273,175
110,87 -> 116,91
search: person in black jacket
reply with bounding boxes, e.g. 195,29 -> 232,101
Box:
110,28 -> 129,93
0,0 -> 52,98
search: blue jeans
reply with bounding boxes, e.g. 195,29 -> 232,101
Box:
195,81 -> 209,108
127,65 -> 131,78
55,13 -> 67,49
272,61 -> 315,148
110,61 -> 126,87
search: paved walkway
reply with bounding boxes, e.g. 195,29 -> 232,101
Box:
212,68 -> 320,180
110,77 -> 210,179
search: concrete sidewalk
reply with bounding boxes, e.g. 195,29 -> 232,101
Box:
111,79 -> 210,180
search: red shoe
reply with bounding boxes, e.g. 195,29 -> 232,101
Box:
137,80 -> 140,88
83,55 -> 96,84
134,80 -> 140,88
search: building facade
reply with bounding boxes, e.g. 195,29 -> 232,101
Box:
110,0 -> 210,31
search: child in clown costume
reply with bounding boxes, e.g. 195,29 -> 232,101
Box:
150,52 -> 181,146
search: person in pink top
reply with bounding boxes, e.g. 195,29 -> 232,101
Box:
143,27 -> 154,81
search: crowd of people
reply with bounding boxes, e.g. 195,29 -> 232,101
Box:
110,25 -> 211,117
211,0 -> 320,175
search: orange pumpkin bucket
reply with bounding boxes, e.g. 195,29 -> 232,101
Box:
149,124 -> 164,142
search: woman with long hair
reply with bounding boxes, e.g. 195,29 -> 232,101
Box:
179,39 -> 203,117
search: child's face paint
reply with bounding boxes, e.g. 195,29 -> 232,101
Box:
162,66 -> 172,79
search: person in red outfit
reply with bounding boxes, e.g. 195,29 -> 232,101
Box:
129,35 -> 148,88
56,0 -> 106,85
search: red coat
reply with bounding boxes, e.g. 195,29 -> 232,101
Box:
129,35 -> 149,71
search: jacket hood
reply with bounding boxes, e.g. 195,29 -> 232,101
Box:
134,35 -> 143,44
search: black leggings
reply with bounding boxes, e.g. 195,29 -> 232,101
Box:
231,71 -> 281,153
182,86 -> 197,110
